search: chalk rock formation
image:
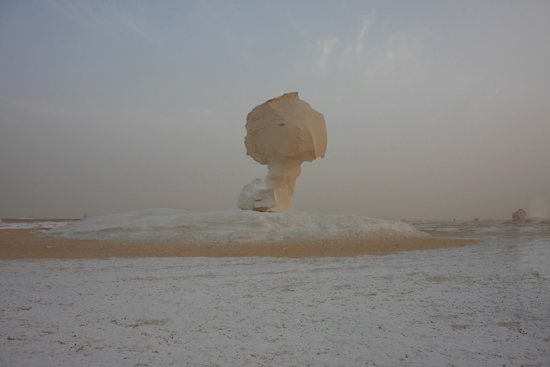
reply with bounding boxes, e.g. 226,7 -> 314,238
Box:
512,209 -> 526,222
241,92 -> 327,212
39,208 -> 429,243
238,178 -> 276,212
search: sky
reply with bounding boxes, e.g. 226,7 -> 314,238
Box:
1,0 -> 549,220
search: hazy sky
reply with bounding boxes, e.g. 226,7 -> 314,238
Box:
1,0 -> 549,220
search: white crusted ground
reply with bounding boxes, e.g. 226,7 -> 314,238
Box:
0,221 -> 69,230
37,209 -> 426,243
1,234 -> 548,366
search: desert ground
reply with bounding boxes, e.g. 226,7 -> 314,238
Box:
1,217 -> 549,366
0,227 -> 475,260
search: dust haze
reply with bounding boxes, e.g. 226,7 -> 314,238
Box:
1,1 -> 549,220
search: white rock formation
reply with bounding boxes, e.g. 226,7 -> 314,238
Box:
38,208 -> 427,243
241,92 -> 327,212
512,209 -> 526,222
238,178 -> 276,212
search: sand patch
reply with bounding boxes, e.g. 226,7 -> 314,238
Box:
0,229 -> 477,259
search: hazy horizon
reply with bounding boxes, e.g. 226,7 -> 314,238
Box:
1,1 -> 549,221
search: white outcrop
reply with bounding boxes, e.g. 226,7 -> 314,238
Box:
241,92 -> 327,212
525,217 -> 546,223
512,209 -> 526,222
237,178 -> 276,212
37,209 -> 428,244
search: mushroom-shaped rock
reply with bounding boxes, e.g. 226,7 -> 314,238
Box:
512,209 -> 526,222
242,92 -> 327,211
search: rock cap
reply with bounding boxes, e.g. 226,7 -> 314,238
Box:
245,92 -> 327,165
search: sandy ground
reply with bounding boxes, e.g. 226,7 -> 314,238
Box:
0,228 -> 477,259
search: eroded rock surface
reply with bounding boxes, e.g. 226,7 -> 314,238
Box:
237,178 -> 276,212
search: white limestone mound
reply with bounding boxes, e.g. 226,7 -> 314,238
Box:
525,217 -> 547,223
512,209 -> 527,222
238,178 -> 276,212
242,92 -> 327,212
37,208 -> 429,244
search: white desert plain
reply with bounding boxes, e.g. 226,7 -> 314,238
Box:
3,1 -> 550,365
1,215 -> 549,366
1,93 -> 549,367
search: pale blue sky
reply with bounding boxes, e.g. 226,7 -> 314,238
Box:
1,0 -> 549,220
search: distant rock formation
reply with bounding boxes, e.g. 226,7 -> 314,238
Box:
401,219 -> 411,225
512,209 -> 526,222
473,218 -> 479,222
240,92 -> 327,212
83,214 -> 88,219
238,178 -> 276,212
29,215 -> 34,219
